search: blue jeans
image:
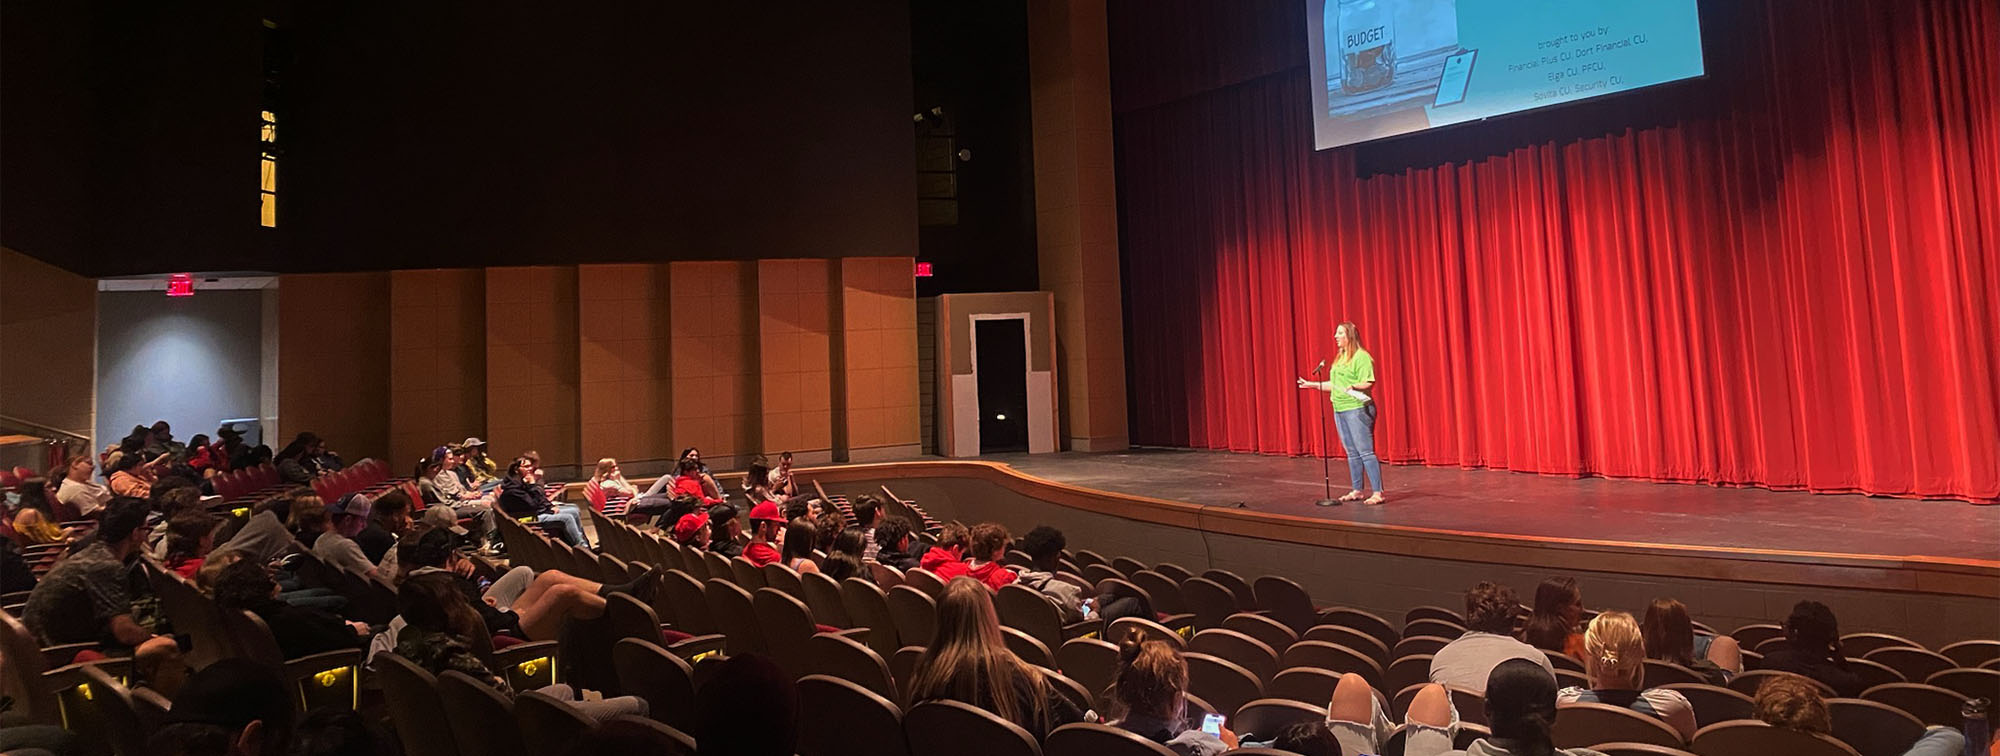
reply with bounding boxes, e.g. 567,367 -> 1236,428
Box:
537,506 -> 586,547
1333,405 -> 1383,492
1902,727 -> 1965,756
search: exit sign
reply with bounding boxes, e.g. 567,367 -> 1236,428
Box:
166,274 -> 195,297
914,262 -> 934,278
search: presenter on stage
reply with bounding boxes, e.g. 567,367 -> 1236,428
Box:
1297,322 -> 1384,504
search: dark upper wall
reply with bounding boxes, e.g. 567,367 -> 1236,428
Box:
4,0 -> 917,277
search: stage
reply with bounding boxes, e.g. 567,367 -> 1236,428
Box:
985,448 -> 2000,563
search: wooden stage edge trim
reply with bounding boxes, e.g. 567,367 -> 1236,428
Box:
796,460 -> 2000,600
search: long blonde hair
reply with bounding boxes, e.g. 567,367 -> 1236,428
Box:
909,577 -> 1056,729
1582,610 -> 1646,690
1335,321 -> 1364,364
593,457 -> 619,481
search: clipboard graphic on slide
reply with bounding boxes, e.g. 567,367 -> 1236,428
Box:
1433,49 -> 1476,107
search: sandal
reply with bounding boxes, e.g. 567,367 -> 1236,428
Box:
1337,491 -> 1365,502
1363,493 -> 1386,505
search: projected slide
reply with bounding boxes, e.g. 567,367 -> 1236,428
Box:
1306,0 -> 1704,150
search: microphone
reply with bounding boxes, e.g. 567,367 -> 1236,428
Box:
1310,359 -> 1328,377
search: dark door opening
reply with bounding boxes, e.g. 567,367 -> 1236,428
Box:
974,318 -> 1028,453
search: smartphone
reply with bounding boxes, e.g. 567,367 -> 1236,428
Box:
1200,713 -> 1224,736
1433,49 -> 1478,107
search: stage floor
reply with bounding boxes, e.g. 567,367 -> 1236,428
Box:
986,448 -> 2000,564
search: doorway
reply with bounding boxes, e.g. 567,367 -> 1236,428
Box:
973,317 -> 1028,453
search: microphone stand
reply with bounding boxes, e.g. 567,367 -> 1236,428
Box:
1311,361 -> 1339,507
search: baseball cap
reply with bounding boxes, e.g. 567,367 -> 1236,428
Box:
462,437 -> 487,447
164,658 -> 292,729
748,501 -> 785,525
420,505 -> 468,535
431,445 -> 453,463
672,512 -> 710,543
328,492 -> 372,520
706,503 -> 739,529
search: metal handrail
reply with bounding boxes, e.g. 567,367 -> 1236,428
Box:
0,414 -> 89,444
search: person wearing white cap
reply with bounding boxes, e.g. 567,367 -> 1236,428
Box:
314,492 -> 381,582
462,437 -> 500,490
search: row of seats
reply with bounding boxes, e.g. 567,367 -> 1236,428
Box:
305,458 -> 396,503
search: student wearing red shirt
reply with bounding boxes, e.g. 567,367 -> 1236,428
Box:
963,523 -> 1018,591
742,501 -> 787,567
919,523 -> 971,581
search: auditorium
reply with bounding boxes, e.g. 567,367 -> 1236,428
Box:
1,1 -> 1994,755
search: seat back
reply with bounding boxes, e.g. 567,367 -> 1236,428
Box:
1840,633 -> 1922,657
1730,624 -> 1783,650
1657,683 -> 1754,727
996,583 -> 1067,652
1231,698 -> 1326,741
1251,575 -> 1322,633
798,675 -> 910,756
728,556 -> 765,590
436,671 -> 528,756
1108,616 -> 1184,650
1827,698 -> 1926,756
605,716 -> 696,756
1395,635 -> 1453,660
887,585 -> 939,647
661,570 -> 717,635
1551,702 -> 1684,748
604,592 -> 666,646
1301,624 -> 1389,666
753,587 -> 822,677
869,562 -> 905,589
1181,577 -> 1240,629
803,572 -> 853,628
1402,618 -> 1467,640
1688,721 -> 1862,756
1189,628 -> 1279,684
904,699 -> 1042,756
763,563 -> 807,601
1728,669 -> 1833,697
1939,639 -> 2000,668
1846,657 -> 1906,692
1924,667 -> 2000,702
612,638 -> 697,731
1109,557 -> 1148,579
1404,605 -> 1466,627
1320,607 -> 1396,653
1864,647 -> 1955,683
803,632 -> 896,701
1055,637 -> 1120,710
513,690 -> 597,756
1129,571 -> 1188,615
1860,682 -> 1966,727
221,608 -> 360,711
0,607 -> 58,725
373,653 -> 461,756
1198,569 -> 1256,609
1589,745 -> 1698,756
705,578 -> 768,656
1642,659 -> 1706,686
904,568 -> 946,597
1266,667 -> 1342,706
148,566 -> 239,670
842,577 -> 902,658
1044,722 -> 1177,756
1279,640 -> 1383,690
1222,613 -> 1297,656
1184,653 -> 1263,725
701,550 -> 731,581
1040,667 -> 1095,713
892,646 -> 926,704
77,665 -> 149,756
1003,627 -> 1057,670
1382,654 -> 1433,699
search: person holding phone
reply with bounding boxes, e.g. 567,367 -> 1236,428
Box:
1106,630 -> 1237,755
1296,321 -> 1384,504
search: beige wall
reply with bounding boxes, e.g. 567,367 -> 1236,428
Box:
579,263 -> 672,470
485,266 -> 581,468
0,247 -> 96,441
669,261 -> 761,467
389,268 -> 486,468
840,258 -> 921,461
758,259 -> 837,464
277,272 -> 391,463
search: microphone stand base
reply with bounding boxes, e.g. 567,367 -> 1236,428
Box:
1313,498 -> 1343,508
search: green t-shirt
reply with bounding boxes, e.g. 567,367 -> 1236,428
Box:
1327,349 -> 1375,412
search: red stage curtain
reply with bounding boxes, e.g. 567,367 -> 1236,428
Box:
1113,0 -> 1999,501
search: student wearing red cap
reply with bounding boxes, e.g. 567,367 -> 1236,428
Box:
671,511 -> 711,549
742,501 -> 786,567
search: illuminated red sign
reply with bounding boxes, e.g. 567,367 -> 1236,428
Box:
914,262 -> 934,278
166,274 -> 195,297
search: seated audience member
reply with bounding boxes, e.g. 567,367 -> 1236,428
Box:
496,457 -> 587,547
677,447 -> 721,496
1448,659 -> 1606,756
0,539 -> 36,594
1432,581 -> 1556,694
430,446 -> 491,508
590,457 -> 640,498
275,432 -> 334,484
1270,722 -> 1341,756
1556,611 -> 1696,740
1014,525 -> 1087,620
216,491 -> 310,566
163,510 -> 221,579
963,523 -> 1019,591
830,528 -> 865,559
872,516 -> 922,571
288,707 -> 399,756
56,454 -> 113,518
399,527 -> 656,642
741,502 -> 787,567
287,494 -> 329,545
908,577 -> 1084,741
920,523 -> 971,581
813,511 -> 845,553
1757,600 -> 1864,697
1107,631 -> 1235,755
851,494 -> 882,560
671,511 -> 711,550
232,443 -> 274,472
462,437 -> 499,486
149,484 -> 206,556
742,458 -> 783,505
1523,576 -> 1587,660
183,434 -> 220,477
353,488 -> 413,568
1315,664 -> 1453,754
107,448 -> 164,499
210,559 -> 369,659
820,551 -> 863,582
774,451 -> 799,497
414,456 -> 448,506
782,497 -> 825,523
651,457 -> 724,506
11,480 -> 73,545
393,572 -> 647,722
1641,598 -> 1739,684
707,504 -> 745,558
146,659 -> 293,756
21,496 -> 185,694
780,518 -> 821,574
142,420 -> 183,460
1753,673 -> 1965,756
313,493 -> 382,581
693,654 -> 798,756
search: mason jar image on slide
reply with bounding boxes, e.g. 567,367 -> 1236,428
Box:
1325,0 -> 1464,118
